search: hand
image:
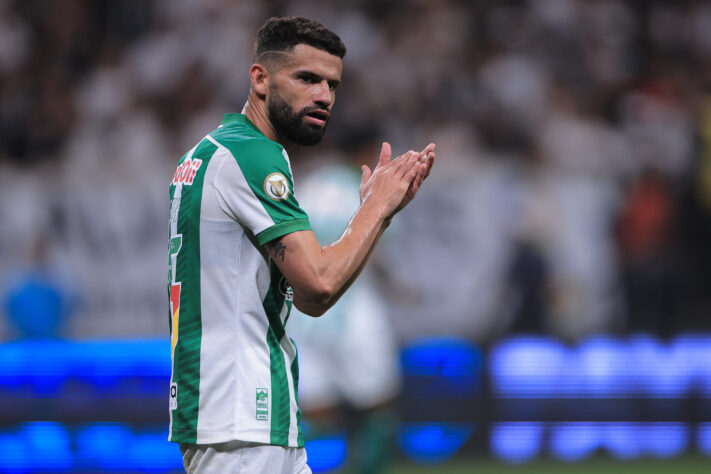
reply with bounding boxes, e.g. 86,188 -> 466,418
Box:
359,142 -> 391,205
395,142 -> 435,214
359,142 -> 422,218
360,142 -> 436,214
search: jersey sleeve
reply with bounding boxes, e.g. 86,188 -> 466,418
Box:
213,138 -> 311,246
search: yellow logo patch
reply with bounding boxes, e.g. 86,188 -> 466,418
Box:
264,173 -> 290,201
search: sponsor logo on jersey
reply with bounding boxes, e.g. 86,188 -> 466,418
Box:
172,158 -> 203,186
256,388 -> 269,421
169,196 -> 181,223
264,173 -> 290,201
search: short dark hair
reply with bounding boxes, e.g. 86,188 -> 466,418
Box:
254,16 -> 346,63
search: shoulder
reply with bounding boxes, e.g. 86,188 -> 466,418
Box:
212,128 -> 293,193
210,124 -> 286,166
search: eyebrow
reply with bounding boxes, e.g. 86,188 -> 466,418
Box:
295,70 -> 340,89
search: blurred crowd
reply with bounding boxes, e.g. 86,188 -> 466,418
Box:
1,0 -> 711,342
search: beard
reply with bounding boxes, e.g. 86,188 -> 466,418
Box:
267,86 -> 328,146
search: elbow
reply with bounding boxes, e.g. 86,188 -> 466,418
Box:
293,279 -> 337,317
295,303 -> 328,318
315,279 -> 338,308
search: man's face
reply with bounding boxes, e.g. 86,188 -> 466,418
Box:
266,44 -> 342,146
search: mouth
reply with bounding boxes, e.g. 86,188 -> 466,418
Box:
303,109 -> 329,127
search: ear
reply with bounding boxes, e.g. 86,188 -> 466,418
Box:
250,63 -> 269,100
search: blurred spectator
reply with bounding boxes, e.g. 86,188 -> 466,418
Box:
615,168 -> 677,336
2,235 -> 77,339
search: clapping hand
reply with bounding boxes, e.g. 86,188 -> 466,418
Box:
359,142 -> 436,217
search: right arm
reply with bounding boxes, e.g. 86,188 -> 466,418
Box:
265,144 -> 433,316
265,198 -> 388,316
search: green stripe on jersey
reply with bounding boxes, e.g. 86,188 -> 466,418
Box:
257,218 -> 311,247
263,259 -> 292,445
290,339 -> 304,447
170,138 -> 218,442
266,329 -> 290,446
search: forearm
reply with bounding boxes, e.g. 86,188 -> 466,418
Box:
291,198 -> 390,315
323,212 -> 391,304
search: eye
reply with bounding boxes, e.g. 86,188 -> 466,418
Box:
298,74 -> 318,84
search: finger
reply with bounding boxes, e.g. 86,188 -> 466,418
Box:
389,150 -> 413,172
360,165 -> 372,186
415,158 -> 428,182
402,157 -> 421,182
420,143 -> 436,158
394,151 -> 420,178
394,150 -> 417,162
409,161 -> 427,194
409,171 -> 423,196
377,142 -> 391,168
416,150 -> 434,180
423,152 -> 435,179
408,176 -> 421,199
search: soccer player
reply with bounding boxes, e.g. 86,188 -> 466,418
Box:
168,16 -> 435,473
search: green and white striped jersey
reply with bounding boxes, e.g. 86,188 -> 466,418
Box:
168,113 -> 311,447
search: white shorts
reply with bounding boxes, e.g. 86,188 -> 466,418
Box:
180,441 -> 311,474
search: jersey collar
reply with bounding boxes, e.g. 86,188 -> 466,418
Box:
221,113 -> 261,133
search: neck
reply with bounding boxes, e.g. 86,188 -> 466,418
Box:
242,94 -> 292,149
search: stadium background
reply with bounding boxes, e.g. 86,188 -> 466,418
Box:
2,0 -> 711,472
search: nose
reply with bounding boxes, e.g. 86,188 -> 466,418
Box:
313,80 -> 333,108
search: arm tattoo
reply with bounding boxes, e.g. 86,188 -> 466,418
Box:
269,240 -> 287,263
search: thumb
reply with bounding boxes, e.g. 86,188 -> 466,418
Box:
360,165 -> 372,185
377,142 -> 391,168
